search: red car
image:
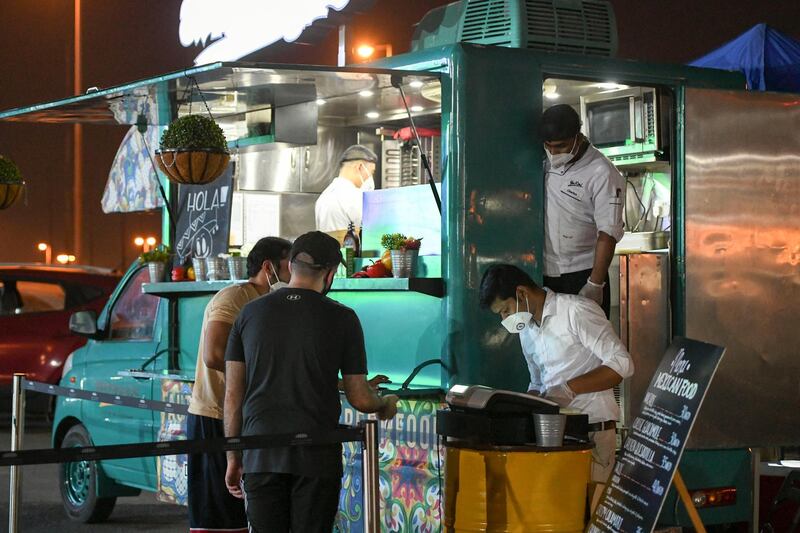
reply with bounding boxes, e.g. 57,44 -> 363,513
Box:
0,264 -> 120,388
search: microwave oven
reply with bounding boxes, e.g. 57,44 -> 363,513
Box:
580,87 -> 669,165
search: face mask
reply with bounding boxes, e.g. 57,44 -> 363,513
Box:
265,264 -> 287,292
500,293 -> 533,334
321,270 -> 335,296
545,136 -> 578,169
359,165 -> 375,191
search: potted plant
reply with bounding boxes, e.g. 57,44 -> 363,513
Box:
139,245 -> 172,283
381,233 -> 422,279
155,115 -> 229,185
0,155 -> 24,210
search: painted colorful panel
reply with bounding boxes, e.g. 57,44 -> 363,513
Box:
336,396 -> 445,533
156,379 -> 192,505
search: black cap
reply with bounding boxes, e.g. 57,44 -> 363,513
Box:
339,144 -> 378,165
541,104 -> 581,141
290,231 -> 344,269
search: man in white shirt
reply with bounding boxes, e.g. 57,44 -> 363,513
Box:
479,264 -> 634,489
315,145 -> 378,232
541,104 -> 625,317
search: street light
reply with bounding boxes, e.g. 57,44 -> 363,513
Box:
56,254 -> 76,265
355,43 -> 393,61
37,242 -> 52,264
146,237 -> 157,250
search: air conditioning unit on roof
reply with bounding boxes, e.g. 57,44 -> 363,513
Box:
412,0 -> 618,57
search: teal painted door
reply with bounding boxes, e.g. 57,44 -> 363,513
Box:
80,265 -> 163,490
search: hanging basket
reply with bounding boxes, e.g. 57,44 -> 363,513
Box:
0,180 -> 23,210
155,149 -> 230,185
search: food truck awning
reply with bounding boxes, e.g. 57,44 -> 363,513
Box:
0,62 -> 442,135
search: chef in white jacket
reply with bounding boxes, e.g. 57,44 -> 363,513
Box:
541,104 -> 625,317
315,145 -> 378,233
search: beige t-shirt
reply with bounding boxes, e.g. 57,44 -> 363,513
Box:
188,282 -> 262,419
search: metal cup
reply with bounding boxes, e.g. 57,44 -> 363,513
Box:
533,413 -> 566,447
228,256 -> 247,280
147,262 -> 166,283
206,257 -> 228,281
390,249 -> 419,278
192,257 -> 208,281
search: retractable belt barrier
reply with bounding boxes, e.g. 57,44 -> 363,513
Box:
7,376 -> 382,533
1,380 -> 363,467
23,379 -> 189,415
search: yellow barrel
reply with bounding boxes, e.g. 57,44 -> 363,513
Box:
444,443 -> 592,533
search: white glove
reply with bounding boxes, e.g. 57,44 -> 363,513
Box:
578,278 -> 604,306
545,382 -> 576,407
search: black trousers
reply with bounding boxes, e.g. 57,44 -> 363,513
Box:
187,414 -> 248,532
243,472 -> 341,533
543,267 -> 611,318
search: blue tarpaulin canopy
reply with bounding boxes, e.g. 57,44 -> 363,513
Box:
690,23 -> 800,92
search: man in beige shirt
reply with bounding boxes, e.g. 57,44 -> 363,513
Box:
187,237 -> 291,533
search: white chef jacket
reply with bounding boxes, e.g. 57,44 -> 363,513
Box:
315,177 -> 363,232
520,289 -> 633,423
543,144 -> 625,276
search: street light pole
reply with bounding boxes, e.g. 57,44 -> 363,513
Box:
72,0 -> 83,264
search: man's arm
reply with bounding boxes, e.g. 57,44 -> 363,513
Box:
342,374 -> 398,420
566,364 -> 623,394
589,231 -> 616,285
223,360 -> 246,498
203,321 -> 233,372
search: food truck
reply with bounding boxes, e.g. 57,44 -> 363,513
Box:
2,0 -> 798,530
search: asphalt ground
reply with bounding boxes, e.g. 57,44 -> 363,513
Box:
0,417 -> 187,532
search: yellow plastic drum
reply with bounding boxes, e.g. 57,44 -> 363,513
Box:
444,443 -> 592,533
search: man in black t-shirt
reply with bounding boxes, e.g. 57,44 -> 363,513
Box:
224,231 -> 399,533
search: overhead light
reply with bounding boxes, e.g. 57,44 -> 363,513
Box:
359,90 -> 374,97
542,83 -> 559,100
366,111 -> 380,119
409,80 -> 424,89
212,86 -> 226,90
316,99 -> 326,105
596,82 -> 629,90
410,105 -> 424,112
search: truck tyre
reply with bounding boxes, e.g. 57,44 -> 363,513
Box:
58,424 -> 116,523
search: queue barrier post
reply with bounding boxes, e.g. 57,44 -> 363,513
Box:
361,419 -> 380,533
9,373 -> 26,533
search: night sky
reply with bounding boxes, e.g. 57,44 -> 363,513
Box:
1,0 -> 798,269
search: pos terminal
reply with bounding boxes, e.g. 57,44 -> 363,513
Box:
438,384 -> 589,445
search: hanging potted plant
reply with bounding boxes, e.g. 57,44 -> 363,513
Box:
155,114 -> 230,185
381,233 -> 422,279
0,155 -> 24,210
139,245 -> 172,283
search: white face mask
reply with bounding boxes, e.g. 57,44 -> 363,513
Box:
359,165 -> 375,191
265,266 -> 288,292
545,136 -> 578,169
500,293 -> 533,334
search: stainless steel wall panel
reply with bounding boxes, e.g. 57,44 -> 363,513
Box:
684,88 -> 800,448
278,193 -> 319,240
237,148 -> 300,192
300,127 -> 358,193
624,252 -> 670,427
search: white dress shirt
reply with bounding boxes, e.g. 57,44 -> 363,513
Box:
543,144 -> 625,276
519,289 -> 634,423
315,177 -> 363,231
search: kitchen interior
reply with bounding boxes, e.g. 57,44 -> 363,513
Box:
543,77 -> 675,427
182,68 -> 444,262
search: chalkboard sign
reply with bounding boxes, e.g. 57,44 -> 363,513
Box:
588,337 -> 725,533
173,165 -> 234,267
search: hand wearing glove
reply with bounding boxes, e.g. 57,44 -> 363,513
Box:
578,278 -> 604,306
545,382 -> 576,407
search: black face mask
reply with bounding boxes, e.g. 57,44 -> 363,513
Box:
321,269 -> 335,296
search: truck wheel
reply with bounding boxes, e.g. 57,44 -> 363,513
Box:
59,424 -> 116,523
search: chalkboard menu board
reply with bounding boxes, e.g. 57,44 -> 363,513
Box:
173,165 -> 234,267
588,337 -> 725,533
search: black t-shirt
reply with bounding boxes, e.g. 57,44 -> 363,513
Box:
225,287 -> 367,478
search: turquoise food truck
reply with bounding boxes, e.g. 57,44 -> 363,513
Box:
2,1 -> 799,530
